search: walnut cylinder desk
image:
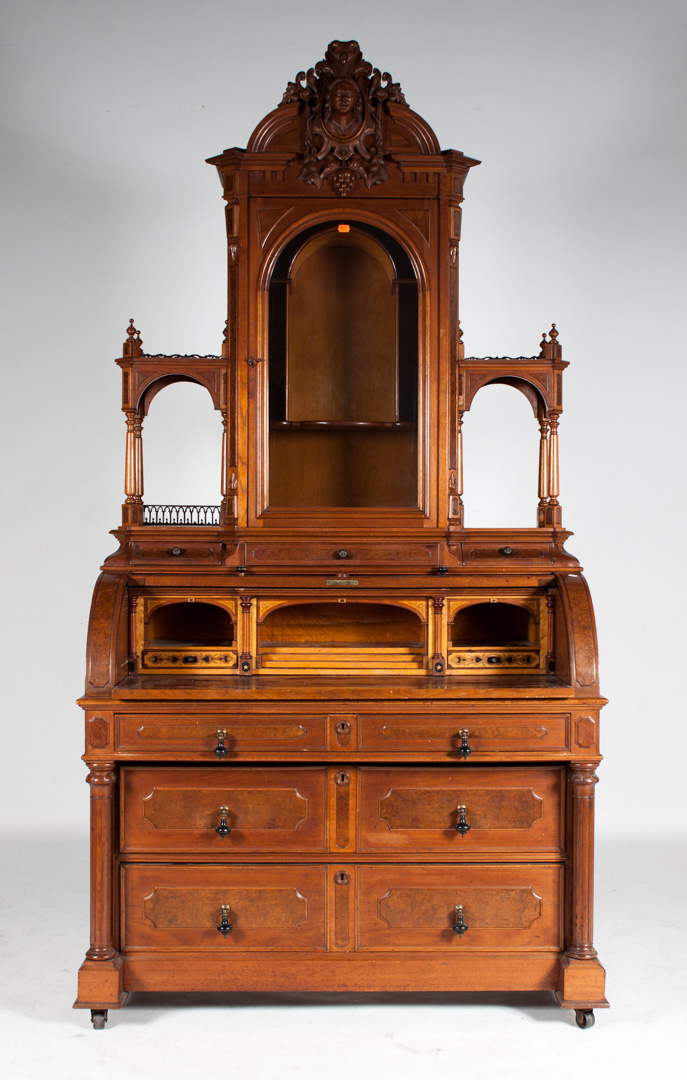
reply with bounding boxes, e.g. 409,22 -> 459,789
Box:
74,40 -> 607,1029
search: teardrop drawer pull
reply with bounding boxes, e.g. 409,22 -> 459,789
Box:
215,806 -> 231,837
457,729 -> 472,758
214,729 -> 228,759
453,904 -> 469,937
455,804 -> 471,837
217,905 -> 233,937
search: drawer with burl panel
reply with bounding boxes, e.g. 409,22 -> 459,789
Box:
120,863 -> 327,952
358,766 -> 564,855
120,766 -> 328,854
356,863 -> 563,951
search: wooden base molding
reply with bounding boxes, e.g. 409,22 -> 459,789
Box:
556,956 -> 609,1009
121,953 -> 561,995
74,956 -> 128,1011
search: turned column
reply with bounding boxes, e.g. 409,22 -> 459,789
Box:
220,414 -> 237,524
545,411 -> 562,526
567,763 -> 598,960
85,763 -> 117,962
455,412 -> 464,524
537,417 -> 549,526
239,597 -> 253,674
133,414 -> 144,500
221,415 -> 228,499
128,594 -> 138,673
123,409 -> 144,524
430,596 -> 445,675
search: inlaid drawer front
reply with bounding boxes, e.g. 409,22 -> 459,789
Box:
359,767 -> 564,853
115,714 -> 328,753
140,648 -> 238,671
244,542 -> 438,566
357,864 -> 562,950
121,864 -> 326,951
461,542 -> 552,563
359,714 -> 569,754
131,543 -> 222,563
120,767 -> 327,852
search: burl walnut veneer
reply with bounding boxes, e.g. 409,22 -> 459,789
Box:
75,40 -> 607,1030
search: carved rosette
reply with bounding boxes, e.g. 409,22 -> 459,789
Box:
282,40 -> 406,196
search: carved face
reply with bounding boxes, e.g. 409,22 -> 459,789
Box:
323,80 -> 362,140
333,85 -> 355,114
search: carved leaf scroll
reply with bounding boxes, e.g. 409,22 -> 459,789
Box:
281,40 -> 407,196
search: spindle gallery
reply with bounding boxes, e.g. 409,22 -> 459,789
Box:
74,40 -> 607,1030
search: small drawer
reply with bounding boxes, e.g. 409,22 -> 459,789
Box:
357,863 -> 563,950
120,766 -> 327,853
115,713 -> 328,754
461,543 -> 552,563
359,766 -> 564,853
359,714 -> 569,755
447,648 -> 541,671
131,543 -> 222,563
121,864 -> 327,952
244,542 -> 439,566
141,648 -> 238,671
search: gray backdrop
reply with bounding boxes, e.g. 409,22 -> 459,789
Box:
2,0 -> 685,836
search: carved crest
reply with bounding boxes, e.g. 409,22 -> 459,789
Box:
282,40 -> 406,196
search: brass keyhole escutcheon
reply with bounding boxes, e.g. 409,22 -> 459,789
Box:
336,772 -> 350,785
335,721 -> 351,735
335,871 -> 350,885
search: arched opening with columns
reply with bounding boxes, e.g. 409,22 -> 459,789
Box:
462,381 -> 546,527
135,379 -> 223,522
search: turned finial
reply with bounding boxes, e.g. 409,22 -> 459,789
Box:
124,319 -> 143,358
539,324 -> 561,360
548,322 -> 561,359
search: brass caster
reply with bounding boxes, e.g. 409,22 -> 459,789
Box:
91,1009 -> 108,1030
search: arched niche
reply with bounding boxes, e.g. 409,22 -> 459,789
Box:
450,602 -> 535,648
142,380 -> 222,507
462,382 -> 541,527
148,601 -> 234,647
267,221 -> 419,508
260,601 -> 424,647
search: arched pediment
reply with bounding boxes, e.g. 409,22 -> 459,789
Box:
246,40 -> 442,196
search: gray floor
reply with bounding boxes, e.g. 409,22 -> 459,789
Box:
0,835 -> 685,1080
